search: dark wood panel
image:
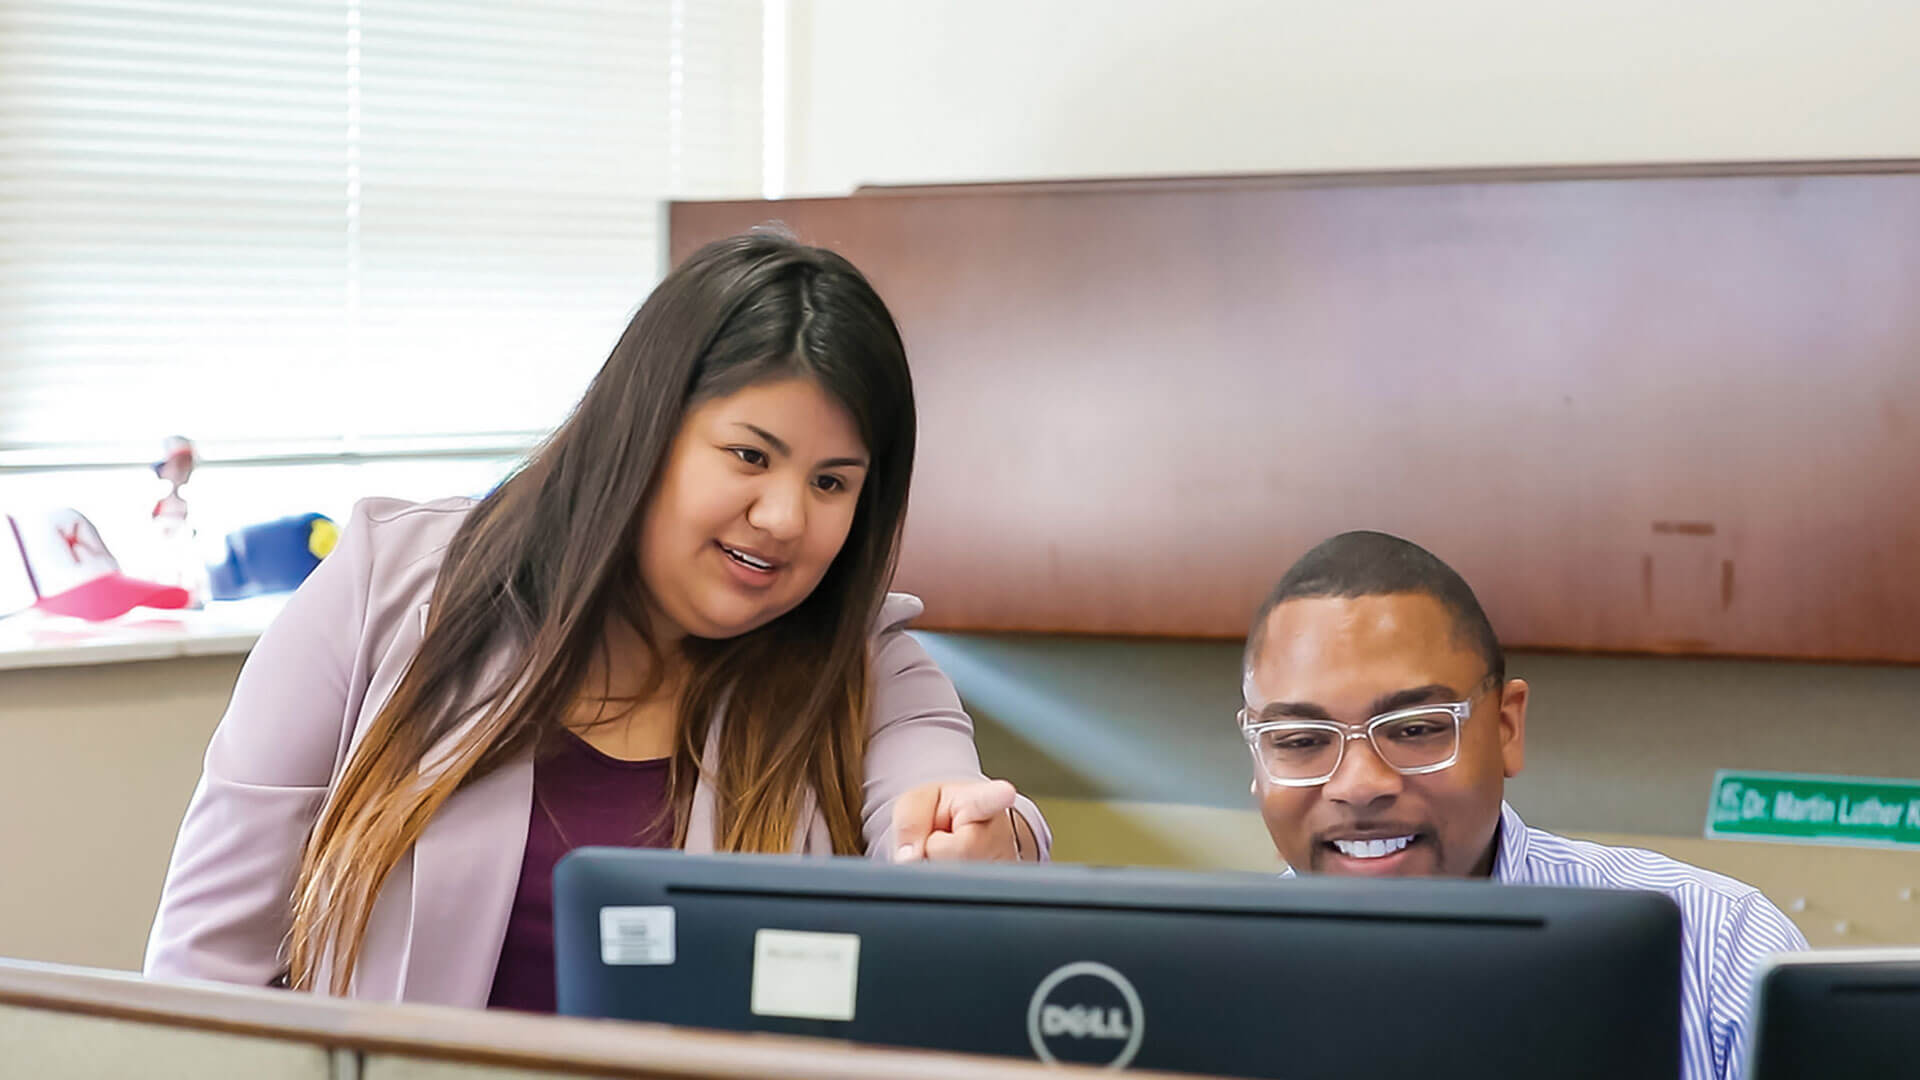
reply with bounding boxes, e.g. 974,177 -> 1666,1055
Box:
672,166 -> 1920,662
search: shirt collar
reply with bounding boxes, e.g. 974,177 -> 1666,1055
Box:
1490,800 -> 1529,883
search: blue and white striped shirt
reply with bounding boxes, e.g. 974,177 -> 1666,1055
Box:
1279,801 -> 1807,1080
1491,802 -> 1807,1080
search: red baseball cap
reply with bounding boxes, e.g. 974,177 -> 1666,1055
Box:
5,509 -> 191,621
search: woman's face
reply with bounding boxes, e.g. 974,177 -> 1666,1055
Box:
636,376 -> 870,640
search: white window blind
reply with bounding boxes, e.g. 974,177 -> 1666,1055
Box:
0,0 -> 765,468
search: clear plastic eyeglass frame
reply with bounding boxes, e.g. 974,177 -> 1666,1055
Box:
1237,699 -> 1474,788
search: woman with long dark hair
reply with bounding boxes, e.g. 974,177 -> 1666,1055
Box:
145,233 -> 1047,1010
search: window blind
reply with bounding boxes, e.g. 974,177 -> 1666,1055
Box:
0,0 -> 764,469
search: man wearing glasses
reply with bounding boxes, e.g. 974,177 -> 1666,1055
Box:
1240,530 -> 1804,1080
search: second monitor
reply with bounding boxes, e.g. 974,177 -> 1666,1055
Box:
1744,948 -> 1920,1079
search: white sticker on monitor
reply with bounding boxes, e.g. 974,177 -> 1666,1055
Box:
750,928 -> 860,1022
600,906 -> 675,965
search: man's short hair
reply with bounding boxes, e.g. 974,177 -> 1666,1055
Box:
1245,530 -> 1505,684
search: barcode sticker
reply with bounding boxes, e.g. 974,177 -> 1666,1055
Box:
599,906 -> 675,965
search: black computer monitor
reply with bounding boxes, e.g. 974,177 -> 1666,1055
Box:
1745,948 -> 1920,1079
554,850 -> 1680,1079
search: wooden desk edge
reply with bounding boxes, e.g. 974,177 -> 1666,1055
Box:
0,959 -> 1217,1080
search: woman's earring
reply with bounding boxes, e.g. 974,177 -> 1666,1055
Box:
1250,778 -> 1259,795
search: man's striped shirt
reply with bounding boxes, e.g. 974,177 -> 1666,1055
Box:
1278,801 -> 1807,1080
1492,801 -> 1806,1080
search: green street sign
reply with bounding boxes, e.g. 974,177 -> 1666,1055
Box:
1706,770 -> 1920,850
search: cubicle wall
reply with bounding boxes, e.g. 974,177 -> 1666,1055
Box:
0,959 -> 1215,1080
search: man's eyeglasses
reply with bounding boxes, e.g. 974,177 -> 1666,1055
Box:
1238,694 -> 1482,788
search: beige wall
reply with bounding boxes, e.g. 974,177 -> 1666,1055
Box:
4,641 -> 1916,970
939,631 -> 1920,948
0,657 -> 238,970
784,0 -> 1920,195
940,634 -> 1920,833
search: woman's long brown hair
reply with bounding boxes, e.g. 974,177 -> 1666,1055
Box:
286,233 -> 916,994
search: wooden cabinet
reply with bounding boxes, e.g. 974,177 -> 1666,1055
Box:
673,164 -> 1920,662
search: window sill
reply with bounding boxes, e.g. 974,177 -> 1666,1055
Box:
0,595 -> 286,672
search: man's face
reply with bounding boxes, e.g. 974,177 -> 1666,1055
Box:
1244,593 -> 1527,878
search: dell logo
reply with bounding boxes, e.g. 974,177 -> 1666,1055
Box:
1026,961 -> 1145,1068
1041,1003 -> 1131,1040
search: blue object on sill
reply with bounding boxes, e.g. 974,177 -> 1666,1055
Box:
207,513 -> 338,601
